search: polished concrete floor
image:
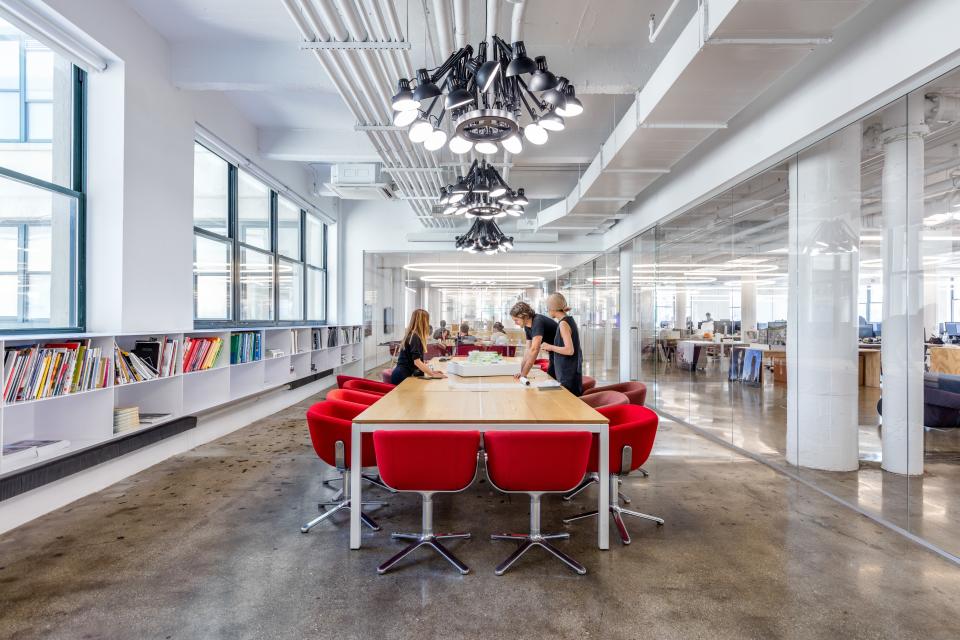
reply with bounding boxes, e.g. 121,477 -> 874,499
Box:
649,358 -> 960,561
1,388 -> 959,639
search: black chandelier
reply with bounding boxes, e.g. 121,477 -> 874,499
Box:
439,159 -> 529,219
456,219 -> 514,254
391,37 -> 583,155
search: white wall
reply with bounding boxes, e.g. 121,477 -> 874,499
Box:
603,0 -> 960,252
41,0 -> 324,333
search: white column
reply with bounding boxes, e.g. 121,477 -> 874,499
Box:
787,124 -> 861,471
740,278 -> 757,334
923,271 -> 938,340
881,94 -> 926,476
675,289 -> 688,330
619,245 -> 633,382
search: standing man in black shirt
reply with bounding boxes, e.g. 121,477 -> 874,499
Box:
510,301 -> 558,380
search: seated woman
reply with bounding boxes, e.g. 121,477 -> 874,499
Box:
391,308 -> 446,385
432,319 -> 451,341
457,322 -> 476,345
491,322 -> 510,346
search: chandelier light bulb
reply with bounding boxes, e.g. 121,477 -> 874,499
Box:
524,122 -> 549,145
501,134 -> 523,154
555,84 -> 583,117
449,135 -> 473,154
475,141 -> 498,154
540,112 -> 565,131
391,79 -> 418,111
393,109 -> 419,127
409,117 -> 433,143
424,128 -> 448,151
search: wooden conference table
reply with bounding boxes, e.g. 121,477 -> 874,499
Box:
349,358 -> 611,550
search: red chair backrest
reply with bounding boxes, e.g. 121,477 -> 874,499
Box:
343,379 -> 395,395
373,430 -> 481,492
583,381 -> 647,406
594,404 -> 659,473
454,344 -> 476,356
484,431 -> 591,492
580,390 -> 629,409
325,397 -> 369,417
486,345 -> 516,357
581,376 -> 597,393
327,388 -> 381,406
305,401 -> 376,468
336,374 -> 365,389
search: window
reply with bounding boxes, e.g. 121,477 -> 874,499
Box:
0,18 -> 84,331
192,142 -> 327,326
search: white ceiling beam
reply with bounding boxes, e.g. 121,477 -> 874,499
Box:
258,128 -> 380,163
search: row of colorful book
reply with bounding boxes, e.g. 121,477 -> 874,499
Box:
3,340 -> 110,403
230,331 -> 262,364
182,336 -> 223,373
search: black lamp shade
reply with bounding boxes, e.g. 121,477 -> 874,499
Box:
542,77 -> 569,107
529,56 -> 558,91
412,68 -> 441,102
514,188 -> 529,206
445,84 -> 474,110
506,41 -> 536,77
391,78 -> 418,111
475,60 -> 501,93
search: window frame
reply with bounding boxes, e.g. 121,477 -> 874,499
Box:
0,64 -> 85,334
193,142 -> 327,329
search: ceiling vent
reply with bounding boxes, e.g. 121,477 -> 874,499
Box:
326,164 -> 394,200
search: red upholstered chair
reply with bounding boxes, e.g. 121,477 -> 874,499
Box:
326,388 -> 381,406
454,344 -> 476,356
373,430 -> 481,575
336,374 -> 364,389
581,376 -> 597,393
583,381 -> 648,406
301,401 -> 386,534
380,368 -> 393,383
580,390 -> 629,409
342,379 -> 395,395
484,431 -> 592,575
535,358 -> 550,372
563,404 -> 663,544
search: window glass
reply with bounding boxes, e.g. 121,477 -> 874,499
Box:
25,48 -> 53,100
26,101 -> 52,140
0,40 -> 18,90
277,196 -> 300,260
278,259 -> 303,320
0,91 -> 19,139
0,274 -> 16,317
306,213 -> 324,267
237,170 -> 271,250
239,246 -> 274,321
307,267 -> 325,321
194,234 -> 232,320
0,175 -> 77,329
193,144 -> 229,235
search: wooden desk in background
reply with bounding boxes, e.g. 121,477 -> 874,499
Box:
350,357 -> 611,550
858,349 -> 882,388
930,346 -> 960,375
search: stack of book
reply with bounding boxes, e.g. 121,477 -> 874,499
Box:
113,406 -> 141,433
2,439 -> 70,464
3,340 -> 110,403
114,346 -> 159,384
290,330 -> 300,354
182,336 -> 224,373
230,331 -> 262,364
129,337 -> 178,378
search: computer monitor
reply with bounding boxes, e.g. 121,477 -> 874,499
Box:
757,322 -> 768,330
946,322 -> 960,337
872,322 -> 882,338
859,325 -> 875,339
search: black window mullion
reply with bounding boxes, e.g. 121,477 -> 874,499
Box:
300,208 -> 307,323
229,163 -> 239,324
271,190 -> 279,325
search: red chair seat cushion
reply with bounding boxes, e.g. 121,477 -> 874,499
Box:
587,405 -> 659,473
373,430 -> 480,491
580,390 -> 629,409
581,376 -> 597,393
583,381 -> 648,406
326,388 -> 381,406
484,431 -> 591,492
306,401 -> 376,468
343,379 -> 394,395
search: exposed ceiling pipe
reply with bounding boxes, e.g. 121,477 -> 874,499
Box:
289,0 -> 438,224
431,0 -> 453,58
509,0 -> 525,43
648,0 -> 682,44
453,0 -> 468,49
486,0 -> 499,51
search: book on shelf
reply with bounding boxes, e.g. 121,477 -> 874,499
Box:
2,439 -> 70,463
114,406 -> 141,433
132,337 -> 179,378
266,349 -> 285,359
290,330 -> 300,354
326,327 -> 338,348
3,340 -> 110,403
182,336 -> 223,373
138,412 -> 172,425
312,330 -> 320,350
114,346 -> 160,385
230,331 -> 262,364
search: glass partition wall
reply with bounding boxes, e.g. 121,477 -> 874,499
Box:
632,68 -> 960,561
361,251 -> 618,384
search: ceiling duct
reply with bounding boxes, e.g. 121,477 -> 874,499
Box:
327,163 -> 395,200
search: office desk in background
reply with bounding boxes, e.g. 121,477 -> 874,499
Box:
349,358 -> 611,551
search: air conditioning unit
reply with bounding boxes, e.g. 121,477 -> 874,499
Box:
327,164 -> 395,200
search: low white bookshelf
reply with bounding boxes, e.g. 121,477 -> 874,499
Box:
0,324 -> 363,477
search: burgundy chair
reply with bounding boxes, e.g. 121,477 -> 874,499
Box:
343,379 -> 395,395
535,358 -> 550,373
484,431 -> 592,575
373,430 -> 481,575
454,344 -> 477,356
563,404 -> 663,545
580,390 -> 629,409
326,388 -> 382,406
301,401 -> 385,533
581,376 -> 597,393
487,345 -> 517,357
583,381 -> 648,406
336,374 -> 364,389
380,368 -> 393,383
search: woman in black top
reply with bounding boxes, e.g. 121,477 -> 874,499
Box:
510,300 -> 558,380
391,309 -> 446,385
538,293 -> 583,396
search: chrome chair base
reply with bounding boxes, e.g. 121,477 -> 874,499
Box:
323,473 -> 394,492
491,532 -> 586,575
563,504 -> 663,545
378,533 -> 472,575
561,472 -> 632,504
301,499 -> 384,533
